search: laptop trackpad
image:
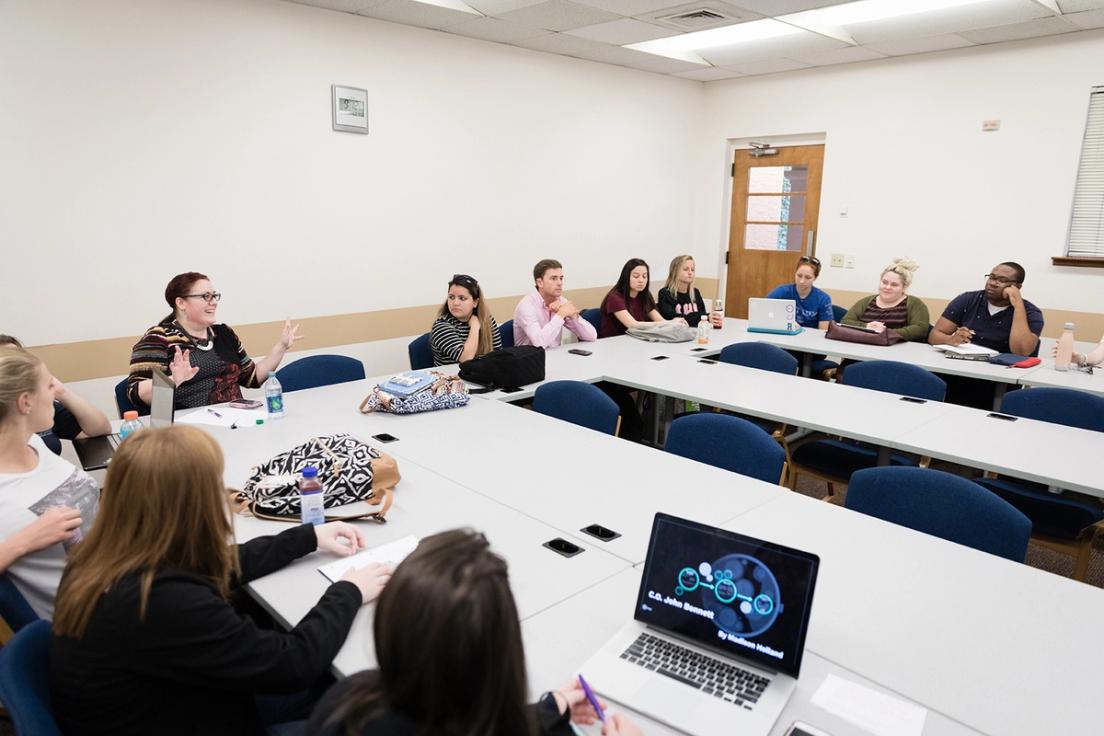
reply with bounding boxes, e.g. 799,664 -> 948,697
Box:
637,677 -> 700,720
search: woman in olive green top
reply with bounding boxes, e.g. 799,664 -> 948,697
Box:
842,258 -> 930,341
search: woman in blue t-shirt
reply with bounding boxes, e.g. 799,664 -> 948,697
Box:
766,255 -> 834,330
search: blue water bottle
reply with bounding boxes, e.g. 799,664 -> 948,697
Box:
118,411 -> 143,440
265,374 -> 285,419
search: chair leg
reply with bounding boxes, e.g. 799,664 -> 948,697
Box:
1072,539 -> 1092,582
614,415 -> 622,438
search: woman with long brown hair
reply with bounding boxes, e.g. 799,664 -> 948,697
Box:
50,425 -> 391,736
430,274 -> 501,366
308,528 -> 641,736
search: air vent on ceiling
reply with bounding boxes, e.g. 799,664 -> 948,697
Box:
661,9 -> 725,28
645,2 -> 755,33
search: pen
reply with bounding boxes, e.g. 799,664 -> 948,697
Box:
577,674 -> 605,722
207,408 -> 223,418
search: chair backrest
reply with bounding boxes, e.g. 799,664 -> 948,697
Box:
274,354 -> 365,393
718,342 -> 799,375
665,414 -> 786,485
498,320 -> 515,349
0,620 -> 60,736
0,573 -> 39,637
408,333 -> 434,371
845,467 -> 1032,562
532,381 -> 619,435
580,308 -> 601,334
999,387 -> 1104,433
114,378 -> 147,418
831,304 -> 847,322
843,360 -> 946,402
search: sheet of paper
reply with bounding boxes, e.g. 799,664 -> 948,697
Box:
931,343 -> 998,357
317,535 -> 420,583
175,407 -> 267,428
810,673 -> 927,736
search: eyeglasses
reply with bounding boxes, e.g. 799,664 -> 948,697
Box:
799,255 -> 821,267
983,274 -> 1017,286
183,292 -> 222,303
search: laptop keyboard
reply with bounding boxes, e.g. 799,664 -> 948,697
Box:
620,632 -> 769,711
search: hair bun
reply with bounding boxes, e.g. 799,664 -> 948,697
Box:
891,257 -> 919,273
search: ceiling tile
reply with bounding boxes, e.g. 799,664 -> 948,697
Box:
726,0 -> 845,13
790,45 -> 888,66
564,17 -> 675,43
1058,0 -> 1104,11
1064,8 -> 1104,27
864,33 -> 976,56
356,0 -> 480,29
718,57 -> 811,75
288,0 -> 380,11
445,16 -> 551,41
843,0 -> 1052,45
570,0 -> 702,17
514,30 -> 617,54
587,45 -> 711,71
958,15 -> 1078,43
498,0 -> 621,31
697,28 -> 845,66
465,0 -> 546,15
673,66 -> 746,80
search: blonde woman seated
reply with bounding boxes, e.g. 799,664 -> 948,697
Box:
841,258 -> 930,341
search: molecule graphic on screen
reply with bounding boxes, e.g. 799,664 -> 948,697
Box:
675,554 -> 782,638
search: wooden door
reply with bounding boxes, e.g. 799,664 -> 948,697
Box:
725,145 -> 824,319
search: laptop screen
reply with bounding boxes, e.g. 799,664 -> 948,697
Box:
634,514 -> 819,679
149,370 -> 176,429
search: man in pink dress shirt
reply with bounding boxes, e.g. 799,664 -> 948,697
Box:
513,259 -> 598,348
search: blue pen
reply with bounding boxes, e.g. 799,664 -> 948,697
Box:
207,408 -> 223,418
577,674 -> 605,723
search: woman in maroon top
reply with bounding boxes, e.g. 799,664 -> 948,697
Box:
599,259 -> 686,338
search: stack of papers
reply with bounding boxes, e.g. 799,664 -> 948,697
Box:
317,535 -> 420,583
176,407 -> 266,428
931,343 -> 998,357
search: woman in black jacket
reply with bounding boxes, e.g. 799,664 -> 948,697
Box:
309,529 -> 642,736
50,425 -> 391,736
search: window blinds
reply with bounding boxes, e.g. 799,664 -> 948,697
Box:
1067,86 -> 1104,258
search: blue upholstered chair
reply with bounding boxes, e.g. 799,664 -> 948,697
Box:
810,305 -> 849,377
533,381 -> 620,436
716,342 -> 798,460
407,333 -> 434,371
498,320 -> 515,349
977,387 -> 1104,580
665,413 -> 787,485
0,573 -> 39,641
114,378 -> 146,418
0,620 -> 60,736
580,308 -> 602,335
275,355 -> 365,393
790,360 -> 946,499
846,467 -> 1032,562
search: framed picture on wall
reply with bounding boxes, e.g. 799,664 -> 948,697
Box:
332,84 -> 368,134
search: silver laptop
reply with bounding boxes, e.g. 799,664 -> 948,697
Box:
748,298 -> 803,335
73,371 -> 176,470
579,514 -> 820,736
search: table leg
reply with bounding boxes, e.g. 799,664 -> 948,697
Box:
992,384 -> 1007,412
876,446 -> 891,466
801,353 -> 812,378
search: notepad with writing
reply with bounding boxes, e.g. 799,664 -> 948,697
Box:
932,343 -> 998,357
317,535 -> 420,583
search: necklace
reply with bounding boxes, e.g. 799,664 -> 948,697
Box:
176,321 -> 214,351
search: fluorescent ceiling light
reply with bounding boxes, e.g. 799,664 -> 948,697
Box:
412,0 -> 482,15
784,0 -> 998,28
625,19 -> 801,64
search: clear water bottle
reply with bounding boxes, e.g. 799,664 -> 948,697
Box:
118,411 -> 143,440
711,298 -> 724,330
299,466 -> 325,526
697,316 -> 711,345
265,374 -> 285,419
1054,322 -> 1075,371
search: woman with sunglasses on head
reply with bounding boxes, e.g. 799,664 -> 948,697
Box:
766,255 -> 834,330
430,274 -> 501,366
308,528 -> 641,736
127,272 -> 303,410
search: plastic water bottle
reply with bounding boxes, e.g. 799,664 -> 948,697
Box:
1054,322 -> 1076,372
711,299 -> 724,330
265,374 -> 285,419
697,316 -> 711,345
299,466 -> 325,526
118,411 -> 143,440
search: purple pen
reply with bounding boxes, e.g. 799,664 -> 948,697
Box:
577,674 -> 605,722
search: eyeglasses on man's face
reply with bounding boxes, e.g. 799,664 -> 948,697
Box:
183,292 -> 222,303
983,274 -> 1017,286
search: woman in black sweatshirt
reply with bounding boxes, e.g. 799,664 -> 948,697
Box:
50,425 -> 391,736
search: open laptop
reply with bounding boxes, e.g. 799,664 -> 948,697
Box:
579,514 -> 820,736
747,298 -> 803,335
73,371 -> 176,470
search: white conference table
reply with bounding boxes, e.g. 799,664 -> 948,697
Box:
1019,358 -> 1104,397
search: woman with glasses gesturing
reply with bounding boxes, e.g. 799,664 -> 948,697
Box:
765,255 -> 834,330
126,272 -> 303,410
430,274 -> 501,366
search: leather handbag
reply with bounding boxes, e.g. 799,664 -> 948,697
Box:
237,434 -> 400,522
458,345 -> 545,391
825,321 -> 904,346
